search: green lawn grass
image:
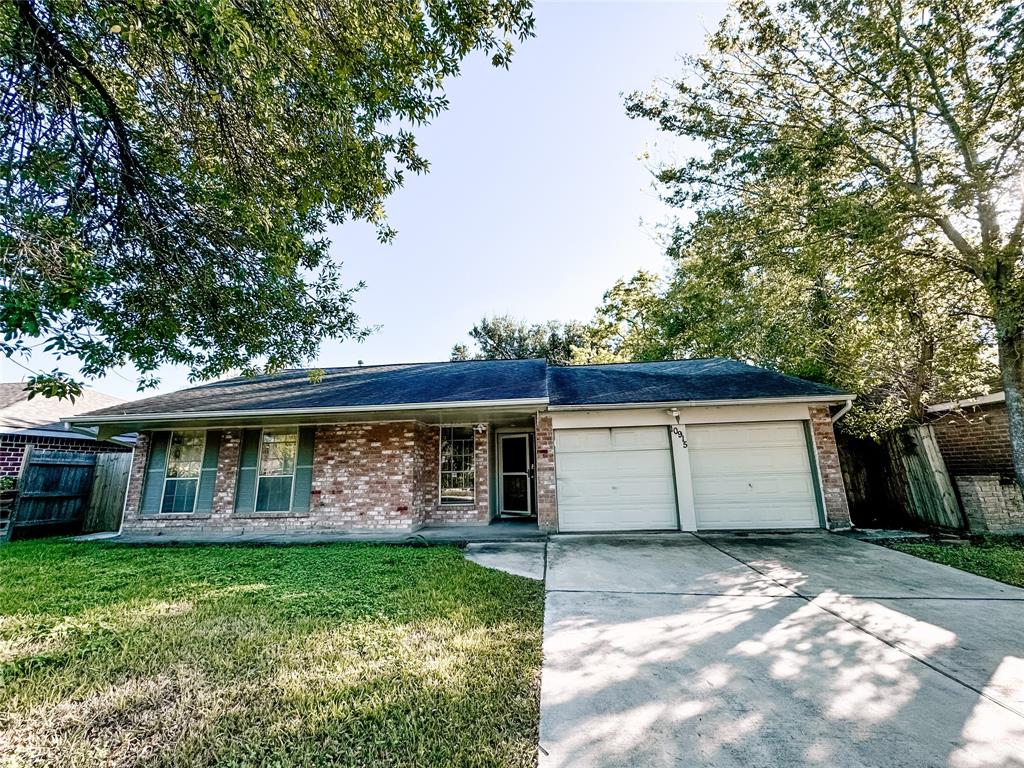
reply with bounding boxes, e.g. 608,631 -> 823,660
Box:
886,536 -> 1024,588
0,541 -> 544,767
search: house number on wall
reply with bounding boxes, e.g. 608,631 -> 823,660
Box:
671,426 -> 688,448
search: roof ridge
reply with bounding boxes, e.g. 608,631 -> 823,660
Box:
250,357 -> 549,375
548,357 -> 731,369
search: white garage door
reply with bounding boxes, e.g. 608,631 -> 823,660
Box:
555,427 -> 678,532
688,421 -> 821,530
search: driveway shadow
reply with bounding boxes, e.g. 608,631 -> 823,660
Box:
539,534 -> 1024,768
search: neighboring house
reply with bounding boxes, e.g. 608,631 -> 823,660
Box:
0,383 -> 133,476
928,392 -> 1024,532
64,358 -> 854,535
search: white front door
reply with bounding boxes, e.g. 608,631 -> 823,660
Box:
554,427 -> 678,532
687,421 -> 821,530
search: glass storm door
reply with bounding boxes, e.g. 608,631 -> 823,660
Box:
500,434 -> 533,516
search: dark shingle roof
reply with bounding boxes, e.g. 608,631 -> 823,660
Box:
72,357 -> 846,422
546,358 -> 845,406
82,359 -> 549,417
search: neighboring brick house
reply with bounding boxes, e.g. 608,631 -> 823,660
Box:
928,393 -> 1024,533
66,358 -> 853,536
0,383 -> 133,477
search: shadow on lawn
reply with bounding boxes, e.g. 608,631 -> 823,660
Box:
0,541 -> 544,768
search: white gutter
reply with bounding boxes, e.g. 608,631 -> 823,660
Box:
63,397 -> 551,427
65,423 -> 138,446
926,391 -> 1004,414
547,394 -> 853,411
831,398 -> 855,423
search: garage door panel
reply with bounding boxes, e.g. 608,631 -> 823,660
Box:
688,421 -> 822,530
689,448 -> 809,475
687,421 -> 806,450
555,429 -> 612,453
560,476 -> 677,503
555,427 -> 670,453
610,427 -> 670,451
558,511 -> 678,531
692,473 -> 816,499
554,426 -> 678,532
558,449 -> 673,478
694,503 -> 820,529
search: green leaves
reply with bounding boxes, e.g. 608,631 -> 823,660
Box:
1,0 -> 535,395
624,0 -> 1020,437
451,315 -> 588,365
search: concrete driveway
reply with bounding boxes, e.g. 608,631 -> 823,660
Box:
539,533 -> 1024,768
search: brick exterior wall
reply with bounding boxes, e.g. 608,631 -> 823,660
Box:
310,422 -> 423,530
0,433 -> 130,477
122,433 -> 148,521
418,424 -> 491,525
954,475 -> 1024,533
534,414 -> 557,531
212,429 -> 242,515
929,401 -> 1024,532
931,402 -> 1014,479
809,406 -> 852,529
121,421 -> 496,535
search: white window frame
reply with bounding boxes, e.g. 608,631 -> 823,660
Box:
160,429 -> 207,515
255,427 -> 299,513
438,424 -> 476,506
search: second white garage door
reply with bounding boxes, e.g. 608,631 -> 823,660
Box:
687,421 -> 821,530
555,427 -> 678,532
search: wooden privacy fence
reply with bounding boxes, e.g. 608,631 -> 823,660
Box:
6,448 -> 131,540
837,425 -> 964,531
886,425 -> 964,530
84,452 -> 133,533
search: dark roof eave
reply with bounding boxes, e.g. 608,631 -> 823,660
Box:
548,394 -> 854,410
64,397 -> 552,428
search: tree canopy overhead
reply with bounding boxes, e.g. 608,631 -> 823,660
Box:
1,0 -> 534,397
627,0 -> 1024,476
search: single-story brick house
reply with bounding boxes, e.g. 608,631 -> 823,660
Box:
65,359 -> 854,535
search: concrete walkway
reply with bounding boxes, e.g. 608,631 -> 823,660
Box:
539,533 -> 1024,768
464,541 -> 547,580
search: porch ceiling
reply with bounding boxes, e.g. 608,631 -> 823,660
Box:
87,403 -> 543,437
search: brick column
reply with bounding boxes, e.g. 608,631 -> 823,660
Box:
809,407 -> 852,529
534,414 -> 557,532
473,425 -> 490,521
211,429 -> 241,518
120,432 -> 150,529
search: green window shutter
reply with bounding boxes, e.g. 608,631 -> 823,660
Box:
234,428 -> 262,514
291,427 -> 316,514
140,432 -> 170,515
194,431 -> 221,514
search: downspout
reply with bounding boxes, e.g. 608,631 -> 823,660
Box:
831,398 -> 854,423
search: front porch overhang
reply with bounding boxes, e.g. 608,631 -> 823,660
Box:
65,398 -> 549,439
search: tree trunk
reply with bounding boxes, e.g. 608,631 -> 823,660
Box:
997,326 -> 1024,488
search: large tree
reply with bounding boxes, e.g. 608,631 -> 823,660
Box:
451,314 -> 587,365
574,270 -> 670,364
654,202 -> 995,437
628,0 -> 1024,479
1,0 -> 534,397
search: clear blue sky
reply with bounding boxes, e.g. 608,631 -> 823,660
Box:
3,1 -> 728,400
